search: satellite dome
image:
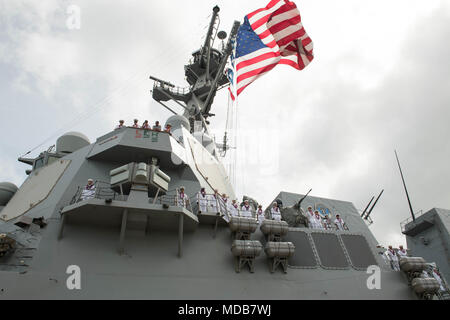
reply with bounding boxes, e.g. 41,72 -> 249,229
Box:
56,131 -> 90,154
0,182 -> 18,206
165,115 -> 190,131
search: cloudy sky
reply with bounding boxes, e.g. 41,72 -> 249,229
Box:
1,0 -> 449,247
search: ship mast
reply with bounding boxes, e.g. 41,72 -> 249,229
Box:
150,6 -> 240,134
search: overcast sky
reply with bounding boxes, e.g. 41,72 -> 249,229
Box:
1,0 -> 449,247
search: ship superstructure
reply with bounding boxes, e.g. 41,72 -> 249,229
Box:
0,5 -> 448,300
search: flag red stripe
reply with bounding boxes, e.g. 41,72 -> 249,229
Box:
236,51 -> 279,70
268,15 -> 301,35
237,62 -> 278,83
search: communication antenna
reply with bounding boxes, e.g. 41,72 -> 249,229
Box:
218,30 -> 227,50
395,150 -> 416,222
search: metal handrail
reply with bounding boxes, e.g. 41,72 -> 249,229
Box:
153,82 -> 190,95
400,210 -> 426,232
71,181 -> 122,204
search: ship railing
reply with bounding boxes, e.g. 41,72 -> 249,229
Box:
70,180 -> 124,205
195,192 -> 256,221
153,82 -> 190,96
400,210 -> 426,233
124,126 -> 184,147
305,216 -> 349,231
174,189 -> 194,213
195,193 -> 221,215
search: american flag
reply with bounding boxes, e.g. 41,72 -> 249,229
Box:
233,0 -> 314,96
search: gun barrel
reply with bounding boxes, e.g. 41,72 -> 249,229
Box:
149,76 -> 175,88
298,188 -> 312,207
365,189 -> 384,219
361,196 -> 375,218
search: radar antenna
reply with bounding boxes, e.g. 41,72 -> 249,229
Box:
150,6 -> 240,134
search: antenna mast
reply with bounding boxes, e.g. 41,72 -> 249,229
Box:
395,150 -> 416,221
149,6 -> 240,133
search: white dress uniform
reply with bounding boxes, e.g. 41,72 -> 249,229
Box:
313,215 -> 324,229
306,211 -> 315,228
271,207 -> 281,221
387,249 -> 400,271
197,192 -> 208,213
256,209 -> 265,225
397,249 -> 408,260
240,205 -> 253,218
80,184 -> 96,200
334,218 -> 346,230
178,192 -> 187,208
208,194 -> 219,213
114,124 -> 124,130
228,203 -> 239,218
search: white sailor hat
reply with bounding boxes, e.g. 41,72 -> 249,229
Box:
87,178 -> 94,182
180,186 -> 185,190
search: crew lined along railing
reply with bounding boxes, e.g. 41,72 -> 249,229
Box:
196,193 -> 256,220
71,184 -> 194,213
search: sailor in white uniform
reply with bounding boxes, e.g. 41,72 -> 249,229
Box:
312,210 -> 324,229
80,179 -> 96,200
132,119 -> 139,128
270,202 -> 282,221
240,200 -> 253,218
430,265 -> 446,291
142,120 -> 150,129
323,214 -> 333,230
306,206 -> 315,228
387,246 -> 400,271
208,189 -> 219,213
256,205 -> 265,225
228,199 -> 239,217
197,187 -> 208,213
115,120 -> 125,130
334,214 -> 347,231
397,245 -> 408,260
177,186 -> 188,208
153,121 -> 162,131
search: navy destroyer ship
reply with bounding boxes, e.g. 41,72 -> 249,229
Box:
0,5 -> 449,300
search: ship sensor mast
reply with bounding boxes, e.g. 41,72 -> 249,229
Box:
150,6 -> 240,134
